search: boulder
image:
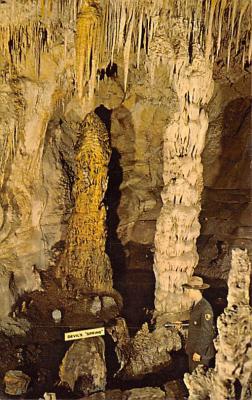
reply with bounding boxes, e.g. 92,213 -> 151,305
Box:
59,337 -> 106,396
102,296 -> 117,311
122,324 -> 181,378
107,319 -> 181,379
90,297 -> 102,315
4,370 -> 31,395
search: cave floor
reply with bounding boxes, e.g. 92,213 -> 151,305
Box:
0,268 -> 227,399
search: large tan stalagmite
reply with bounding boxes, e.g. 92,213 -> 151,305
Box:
153,23 -> 214,315
58,112 -> 113,292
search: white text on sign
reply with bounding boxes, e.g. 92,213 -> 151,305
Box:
64,327 -> 105,341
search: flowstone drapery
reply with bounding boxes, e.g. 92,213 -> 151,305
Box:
58,112 -> 113,292
184,248 -> 252,400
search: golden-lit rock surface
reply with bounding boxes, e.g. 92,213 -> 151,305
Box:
58,112 -> 113,292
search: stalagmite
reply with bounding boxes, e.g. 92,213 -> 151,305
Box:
212,248 -> 252,400
57,113 -> 113,292
184,248 -> 252,400
153,20 -> 214,316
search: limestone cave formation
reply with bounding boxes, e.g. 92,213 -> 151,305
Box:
0,1 -> 251,399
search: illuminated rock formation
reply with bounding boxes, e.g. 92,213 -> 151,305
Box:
58,112 -> 113,292
153,22 -> 214,315
212,248 -> 252,400
75,0 -> 102,98
150,1 -> 251,316
184,248 -> 252,400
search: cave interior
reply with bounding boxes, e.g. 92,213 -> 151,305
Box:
0,0 -> 251,399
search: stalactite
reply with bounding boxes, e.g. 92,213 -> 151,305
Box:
40,0 -> 45,17
137,9 -> 143,69
0,0 -> 251,96
216,0 -> 227,56
75,1 -> 101,98
57,113 -> 113,293
249,29 -> 252,63
123,5 -> 135,92
230,0 -> 238,40
205,0 -> 218,61
0,82 -> 24,188
236,1 -> 249,54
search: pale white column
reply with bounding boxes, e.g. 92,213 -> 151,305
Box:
154,45 -> 214,316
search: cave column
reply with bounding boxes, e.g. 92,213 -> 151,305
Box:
154,43 -> 214,317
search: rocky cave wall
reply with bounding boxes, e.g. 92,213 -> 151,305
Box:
196,68 -> 252,282
0,0 -> 251,319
